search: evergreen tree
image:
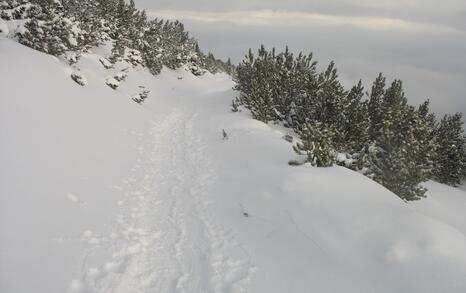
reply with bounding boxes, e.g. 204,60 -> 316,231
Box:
111,0 -> 144,60
366,80 -> 428,200
367,73 -> 386,142
2,0 -> 230,75
433,113 -> 466,186
62,0 -> 105,48
411,100 -> 437,180
141,19 -> 164,74
309,61 -> 346,146
337,80 -> 369,153
235,46 -> 276,122
234,48 -> 255,107
293,122 -> 335,167
18,0 -> 79,56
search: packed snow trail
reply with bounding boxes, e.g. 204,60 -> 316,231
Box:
69,107 -> 255,293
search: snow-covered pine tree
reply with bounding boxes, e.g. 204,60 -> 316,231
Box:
17,0 -> 79,56
289,52 -> 318,128
339,80 -> 370,154
204,53 -> 221,73
234,48 -> 255,106
111,0 -> 145,61
411,100 -> 437,180
367,73 -> 386,142
249,46 -> 276,122
293,122 -> 335,167
433,113 -> 466,186
225,58 -> 235,75
273,47 -> 295,123
366,80 -> 427,200
0,1 -> 29,21
312,61 -> 346,140
62,0 -> 103,48
158,20 -> 189,69
234,46 -> 276,123
141,18 -> 164,75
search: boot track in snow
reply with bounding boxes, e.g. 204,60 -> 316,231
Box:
68,109 -> 255,293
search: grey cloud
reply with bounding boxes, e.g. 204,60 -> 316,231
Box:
136,0 -> 466,32
135,0 -> 466,119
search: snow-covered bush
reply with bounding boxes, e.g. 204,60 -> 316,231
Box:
15,1 -> 80,56
292,123 -> 336,167
65,51 -> 80,65
114,70 -> 128,82
132,89 -> 150,104
70,71 -> 87,86
99,57 -> 113,69
187,63 -> 206,76
105,77 -> 120,90
282,134 -> 293,143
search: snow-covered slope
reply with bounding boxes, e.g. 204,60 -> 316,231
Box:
1,37 -> 466,293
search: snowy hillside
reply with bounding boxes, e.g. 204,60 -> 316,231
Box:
1,37 -> 466,293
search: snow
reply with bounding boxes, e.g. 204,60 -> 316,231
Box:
0,19 -> 8,37
1,37 -> 466,293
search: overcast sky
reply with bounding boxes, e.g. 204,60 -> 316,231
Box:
136,0 -> 466,119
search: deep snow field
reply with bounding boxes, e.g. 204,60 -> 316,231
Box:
1,37 -> 466,293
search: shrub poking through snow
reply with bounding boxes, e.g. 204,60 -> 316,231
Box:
188,64 -> 206,76
222,129 -> 229,140
132,90 -> 150,104
231,98 -> 240,112
292,122 -> 336,167
66,52 -> 80,65
114,70 -> 128,82
283,134 -> 293,143
105,77 -> 120,90
99,57 -> 113,69
70,71 -> 86,86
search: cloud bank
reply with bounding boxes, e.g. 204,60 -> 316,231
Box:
148,10 -> 461,34
136,0 -> 466,119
